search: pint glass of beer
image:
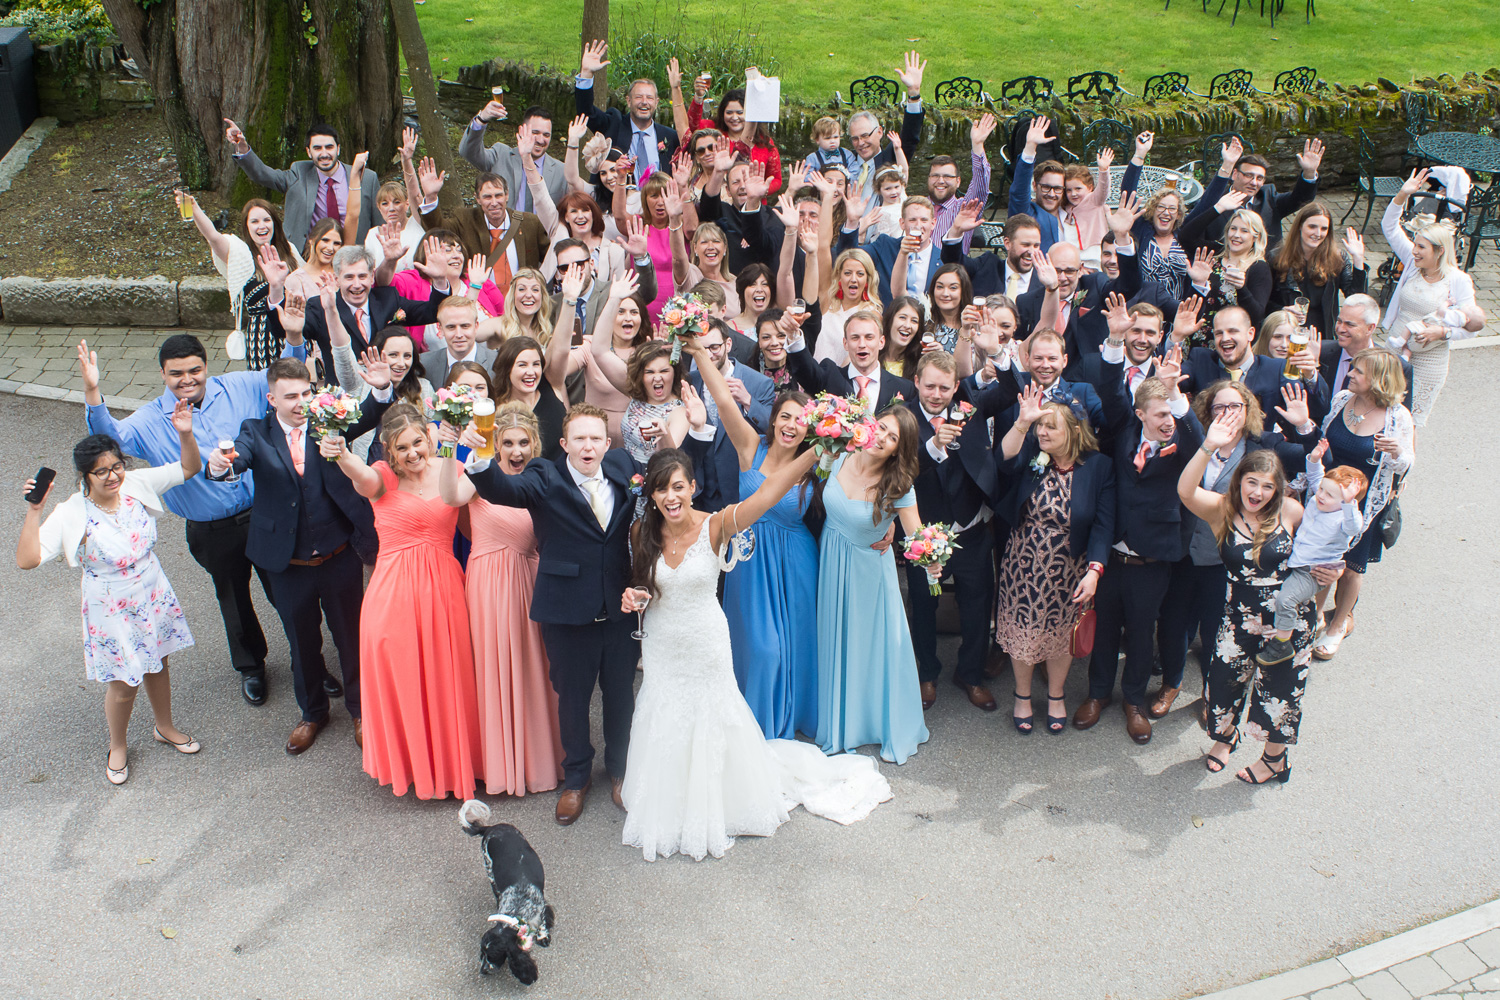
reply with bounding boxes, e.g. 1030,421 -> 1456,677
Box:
472,398 -> 497,460
1283,329 -> 1310,379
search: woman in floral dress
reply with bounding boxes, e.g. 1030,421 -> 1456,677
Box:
16,407 -> 203,785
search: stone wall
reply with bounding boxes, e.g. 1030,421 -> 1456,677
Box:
33,38 -> 153,123
0,276 -> 232,328
442,62 -> 1500,190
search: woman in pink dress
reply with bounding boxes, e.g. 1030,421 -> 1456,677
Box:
326,402 -> 481,800
438,402 -> 564,795
611,172 -> 674,324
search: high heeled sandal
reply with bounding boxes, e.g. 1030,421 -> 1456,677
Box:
1237,749 -> 1291,785
106,750 -> 128,786
1204,728 -> 1241,773
1012,692 -> 1034,735
154,727 -> 200,754
1045,695 -> 1067,735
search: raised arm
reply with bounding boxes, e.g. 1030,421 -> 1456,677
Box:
665,175 -> 692,290
176,190 -> 235,263
225,119 -> 295,192
546,265 -> 587,393
709,447 -> 819,553
326,432 -> 386,498
774,192 -> 800,305
588,271 -> 640,392
666,58 -> 693,138
516,127 -> 559,234
1177,409 -> 1242,524
683,337 -> 760,468
342,151 -> 368,248
437,425 -> 478,507
999,383 -> 1044,460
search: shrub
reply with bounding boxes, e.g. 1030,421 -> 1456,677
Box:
0,0 -> 114,45
607,0 -> 779,102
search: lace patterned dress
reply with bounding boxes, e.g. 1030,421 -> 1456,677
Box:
1389,271 -> 1453,427
993,465 -> 1083,664
621,518 -> 891,862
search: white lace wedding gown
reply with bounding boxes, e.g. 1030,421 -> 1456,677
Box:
621,519 -> 892,861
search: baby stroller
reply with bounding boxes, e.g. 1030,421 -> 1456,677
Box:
1377,165 -> 1468,307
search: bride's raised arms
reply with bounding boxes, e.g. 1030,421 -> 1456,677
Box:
708,446 -> 818,555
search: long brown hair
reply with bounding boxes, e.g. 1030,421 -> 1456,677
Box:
1190,379 -> 1265,439
1213,449 -> 1286,564
240,198 -> 293,278
491,335 -> 544,403
302,216 -> 343,264
869,404 -> 921,524
624,341 -> 686,402
1274,201 -> 1343,285
372,326 -> 426,405
629,448 -> 697,598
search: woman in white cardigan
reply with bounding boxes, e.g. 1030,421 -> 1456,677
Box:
1381,169 -> 1487,427
15,410 -> 204,785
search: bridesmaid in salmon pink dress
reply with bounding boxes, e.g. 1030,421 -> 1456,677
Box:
438,402 -> 564,795
328,402 -> 482,800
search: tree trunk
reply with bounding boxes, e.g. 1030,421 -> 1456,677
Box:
388,0 -> 459,216
580,0 -> 609,109
100,0 -> 400,196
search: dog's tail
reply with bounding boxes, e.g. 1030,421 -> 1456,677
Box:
459,799 -> 492,834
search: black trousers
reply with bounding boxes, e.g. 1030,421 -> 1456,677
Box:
1087,557 -> 1172,707
184,512 -> 272,674
906,521 -> 993,688
262,545 -> 364,722
1157,559 -> 1229,691
541,617 -> 640,789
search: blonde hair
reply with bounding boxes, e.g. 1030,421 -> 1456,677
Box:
493,400 -> 541,457
375,180 -> 407,205
1353,347 -> 1407,408
1036,401 -> 1098,467
831,248 -> 879,305
690,223 -> 728,272
1407,214 -> 1459,278
437,295 -> 479,322
498,268 -> 556,346
1253,309 -> 1295,357
811,116 -> 841,140
1224,208 -> 1269,263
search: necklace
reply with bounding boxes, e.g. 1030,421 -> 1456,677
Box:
662,522 -> 697,560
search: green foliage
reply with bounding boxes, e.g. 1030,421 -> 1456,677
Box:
606,0 -> 778,96
300,2 -> 317,47
0,0 -> 113,44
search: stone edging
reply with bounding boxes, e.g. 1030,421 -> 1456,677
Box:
0,275 -> 232,329
1194,897 -> 1500,999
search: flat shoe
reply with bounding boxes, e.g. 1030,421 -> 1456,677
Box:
153,727 -> 200,754
106,750 -> 128,785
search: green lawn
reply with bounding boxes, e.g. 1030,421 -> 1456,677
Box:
415,0 -> 1497,105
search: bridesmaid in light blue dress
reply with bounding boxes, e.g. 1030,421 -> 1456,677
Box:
681,339 -> 819,739
815,407 -> 933,764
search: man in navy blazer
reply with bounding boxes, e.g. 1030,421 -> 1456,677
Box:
1007,116 -> 1067,251
1182,140 -> 1322,255
1319,295 -> 1415,410
939,212 -> 1043,300
986,328 -> 1107,443
573,41 -> 679,184
785,307 -> 916,412
690,320 -> 777,433
1177,305 -> 1330,435
834,197 -> 942,304
905,351 -> 1008,712
1076,340 -> 1204,744
207,358 -> 394,755
1016,232 -> 1143,369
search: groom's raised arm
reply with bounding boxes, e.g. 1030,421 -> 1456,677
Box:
466,457 -> 549,508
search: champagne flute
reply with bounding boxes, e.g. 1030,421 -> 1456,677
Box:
1293,296 -> 1310,324
629,587 -> 652,639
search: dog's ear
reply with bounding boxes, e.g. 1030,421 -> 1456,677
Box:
480,927 -> 511,975
508,947 -> 539,986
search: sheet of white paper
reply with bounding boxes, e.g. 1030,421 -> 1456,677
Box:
744,76 -> 781,123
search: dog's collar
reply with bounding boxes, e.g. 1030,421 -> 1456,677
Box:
487,912 -> 537,951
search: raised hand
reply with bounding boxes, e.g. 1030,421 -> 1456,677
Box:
885,129 -> 903,151
1221,134 -> 1243,172
1343,227 -> 1366,269
412,235 -> 447,280
401,125 -> 418,160
711,140 -> 735,176
223,118 -> 249,152
1024,116 -> 1055,155
174,189 -> 197,219
971,112 -> 997,148
680,379 -> 707,430
1204,406 -> 1244,450
1399,166 -> 1431,199
842,185 -> 869,223
609,269 -> 641,300
358,347 -> 392,389
76,340 -> 101,394
350,150 -> 369,185
1016,381 -> 1046,425
1297,137 -> 1325,178
170,397 -> 196,435
620,215 -> 649,258
22,475 -> 53,509
1308,437 -> 1329,465
1132,130 -> 1154,163
259,244 -> 290,289
1171,295 -> 1202,342
1104,291 -> 1131,339
580,39 -> 610,76
1274,382 -> 1311,427
670,149 -> 694,189
1214,189 -> 1250,215
1096,145 -> 1116,170
1186,246 -> 1216,286
466,252 -> 489,289
1156,343 -> 1185,390
772,191 -> 798,229
1108,191 -> 1143,237
318,434 -> 347,460
950,197 -> 984,235
316,275 -> 337,315
666,56 -> 683,90
1030,248 -> 1058,290
797,219 -> 820,254
514,125 -> 536,159
417,156 -> 446,199
743,160 -> 770,202
567,114 -> 589,146
277,290 -> 307,332
560,262 -> 587,301
897,50 -> 927,100
378,221 -> 405,262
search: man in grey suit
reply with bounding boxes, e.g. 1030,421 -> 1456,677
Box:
224,119 -> 382,247
459,100 -> 568,214
418,297 -> 499,385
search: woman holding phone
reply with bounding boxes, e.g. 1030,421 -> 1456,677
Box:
15,408 -> 203,785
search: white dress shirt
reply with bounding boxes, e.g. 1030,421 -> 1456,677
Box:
1100,339 -> 1156,396
277,415 -> 308,467
446,342 -> 480,371
568,459 -> 616,526
846,364 -> 881,407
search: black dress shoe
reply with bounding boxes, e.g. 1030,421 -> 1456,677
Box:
241,672 -> 268,706
323,675 -> 344,699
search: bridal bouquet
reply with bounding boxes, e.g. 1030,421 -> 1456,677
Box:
428,384 -> 478,457
902,523 -> 961,595
304,388 -> 361,460
659,293 -> 712,362
800,392 -> 878,479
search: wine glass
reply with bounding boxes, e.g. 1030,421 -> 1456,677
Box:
629,588 -> 652,640
1293,296 -> 1310,324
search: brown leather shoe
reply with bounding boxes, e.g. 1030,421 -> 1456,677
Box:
285,719 -> 324,756
984,647 -> 1010,679
919,681 -> 937,710
1123,703 -> 1152,744
1073,697 -> 1109,730
955,682 -> 998,712
611,777 -> 624,811
1148,686 -> 1181,719
555,780 -> 591,826
354,717 -> 363,749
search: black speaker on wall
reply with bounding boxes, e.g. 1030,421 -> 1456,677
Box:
0,27 -> 38,158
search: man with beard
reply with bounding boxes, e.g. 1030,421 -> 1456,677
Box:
1007,115 -> 1068,252
226,121 -> 382,246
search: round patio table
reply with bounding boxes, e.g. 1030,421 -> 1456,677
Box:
1414,132 -> 1500,174
1093,165 -> 1204,209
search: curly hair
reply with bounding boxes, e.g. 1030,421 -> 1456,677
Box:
624,341 -> 686,403
1191,379 -> 1266,439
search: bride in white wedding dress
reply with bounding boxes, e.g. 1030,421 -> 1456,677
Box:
620,440 -> 892,862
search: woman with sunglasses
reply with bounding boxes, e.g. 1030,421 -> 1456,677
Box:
16,407 -> 204,785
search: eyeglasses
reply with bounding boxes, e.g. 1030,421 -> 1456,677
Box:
1037,183 -> 1063,194
1210,402 -> 1247,415
89,462 -> 126,479
928,172 -> 959,182
850,127 -> 880,143
1056,267 -> 1081,277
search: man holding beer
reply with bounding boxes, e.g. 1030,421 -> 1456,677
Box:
1178,305 -> 1330,437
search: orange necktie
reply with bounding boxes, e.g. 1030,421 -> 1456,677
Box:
1133,439 -> 1151,473
288,426 -> 306,476
490,225 -> 513,299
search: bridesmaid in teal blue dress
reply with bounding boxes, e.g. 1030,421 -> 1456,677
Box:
815,406 -> 933,765
681,340 -> 818,739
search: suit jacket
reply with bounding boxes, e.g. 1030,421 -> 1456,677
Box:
939,239 -> 1034,299
846,233 -> 943,305
998,446 -> 1116,565
286,284 -> 453,362
696,192 -> 781,276
546,259 -> 659,341
573,85 -> 680,166
907,380 -> 1008,527
1016,253 -> 1144,369
1318,340 -> 1414,411
848,106 -> 926,200
467,450 -> 637,625
457,125 -> 570,208
419,343 -> 499,386
1007,155 -> 1062,251
215,395 -> 389,572
233,150 -> 382,247
785,347 -> 915,413
420,204 -> 551,270
690,359 -> 776,433
1184,171 -> 1318,253
1182,348 -> 1330,437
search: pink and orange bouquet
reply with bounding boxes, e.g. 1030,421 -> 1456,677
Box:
659,293 -> 712,362
427,384 -> 478,457
800,392 -> 878,479
303,388 -> 360,460
902,523 -> 961,595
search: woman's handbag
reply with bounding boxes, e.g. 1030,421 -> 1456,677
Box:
1378,492 -> 1403,547
1070,604 -> 1097,658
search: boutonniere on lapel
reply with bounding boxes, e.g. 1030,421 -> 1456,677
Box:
628,473 -> 645,497
657,140 -> 667,152
1158,443 -> 1178,457
1030,452 -> 1050,472
392,309 -> 407,323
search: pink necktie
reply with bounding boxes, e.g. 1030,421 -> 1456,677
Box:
854,375 -> 872,403
288,426 -> 305,476
355,308 -> 368,343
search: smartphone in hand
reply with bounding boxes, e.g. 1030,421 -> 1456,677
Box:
25,467 -> 55,504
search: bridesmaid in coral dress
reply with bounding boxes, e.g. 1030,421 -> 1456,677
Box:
328,402 -> 482,800
438,402 -> 564,795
